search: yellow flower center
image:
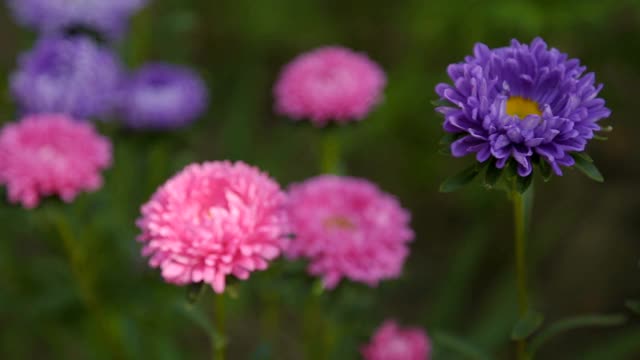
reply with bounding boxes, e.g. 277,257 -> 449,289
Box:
505,96 -> 542,118
323,216 -> 356,230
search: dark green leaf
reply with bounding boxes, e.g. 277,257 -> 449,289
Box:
593,135 -> 608,141
439,164 -> 481,193
511,310 -> 544,340
530,314 -> 627,354
516,175 -> 533,194
625,300 -> 640,315
572,153 -> 604,182
574,152 -> 594,163
484,162 -> 502,189
433,331 -> 492,360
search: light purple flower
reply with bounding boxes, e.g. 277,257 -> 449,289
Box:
435,38 -> 611,176
7,0 -> 147,40
10,36 -> 123,120
117,63 -> 208,130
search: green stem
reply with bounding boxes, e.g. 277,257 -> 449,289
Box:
49,210 -> 126,359
512,189 -> 530,360
321,131 -> 341,174
212,294 -> 226,360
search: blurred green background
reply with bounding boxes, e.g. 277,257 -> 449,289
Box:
1,0 -> 639,359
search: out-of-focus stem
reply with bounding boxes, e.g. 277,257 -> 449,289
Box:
512,189 -> 531,360
321,131 -> 341,174
212,294 -> 226,360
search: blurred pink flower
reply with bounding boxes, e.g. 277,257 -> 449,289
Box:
286,175 -> 413,288
274,46 -> 386,126
362,320 -> 431,360
137,161 -> 289,293
0,114 -> 111,208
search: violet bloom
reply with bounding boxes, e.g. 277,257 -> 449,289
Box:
118,63 -> 208,130
7,0 -> 147,40
0,114 -> 112,208
361,320 -> 431,360
137,161 -> 289,293
285,175 -> 413,289
10,36 -> 122,120
274,46 -> 386,126
435,38 -> 611,177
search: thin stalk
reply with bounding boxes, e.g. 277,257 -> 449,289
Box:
212,294 -> 226,360
321,131 -> 341,174
512,189 -> 530,360
49,210 -> 126,359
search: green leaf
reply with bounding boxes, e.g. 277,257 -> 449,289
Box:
593,135 -> 608,141
484,162 -> 502,189
538,161 -> 553,182
572,153 -> 604,182
433,331 -> 492,360
530,313 -> 627,354
511,310 -> 544,340
439,164 -> 481,193
515,175 -> 533,194
625,300 -> 640,315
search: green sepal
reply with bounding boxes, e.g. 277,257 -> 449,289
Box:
483,160 -> 503,189
440,132 -> 464,145
431,99 -> 454,107
186,282 -> 205,304
511,310 -> 544,340
538,160 -> 553,182
593,135 -> 608,141
439,163 -> 483,193
572,153 -> 604,182
515,174 -> 533,194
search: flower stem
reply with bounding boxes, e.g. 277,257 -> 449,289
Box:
512,189 -> 531,360
212,294 -> 226,360
321,130 -> 341,174
49,209 -> 126,359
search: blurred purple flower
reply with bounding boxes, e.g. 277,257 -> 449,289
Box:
117,63 -> 208,130
10,36 -> 123,120
6,0 -> 147,40
435,38 -> 611,176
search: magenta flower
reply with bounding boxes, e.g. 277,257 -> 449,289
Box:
137,161 -> 289,293
274,46 -> 386,126
0,114 -> 112,208
285,175 -> 413,289
361,320 -> 431,360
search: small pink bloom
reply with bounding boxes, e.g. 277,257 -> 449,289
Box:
137,161 -> 289,293
0,114 -> 111,208
286,175 -> 413,289
274,46 -> 386,126
362,320 -> 431,360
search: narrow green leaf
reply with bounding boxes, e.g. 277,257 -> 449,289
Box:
433,331 -> 492,360
574,152 -> 594,163
572,153 -> 604,182
538,161 -> 553,182
530,314 -> 627,354
511,310 -> 544,340
515,175 -> 533,194
625,300 -> 640,315
593,135 -> 608,141
484,162 -> 502,189
439,164 -> 481,193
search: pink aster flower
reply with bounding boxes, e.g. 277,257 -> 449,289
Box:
286,175 -> 413,289
0,114 -> 112,208
274,46 -> 386,126
361,320 -> 431,360
137,161 -> 289,293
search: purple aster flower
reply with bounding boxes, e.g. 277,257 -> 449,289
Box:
10,36 -> 123,120
117,63 -> 208,130
6,0 -> 147,40
435,38 -> 611,177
